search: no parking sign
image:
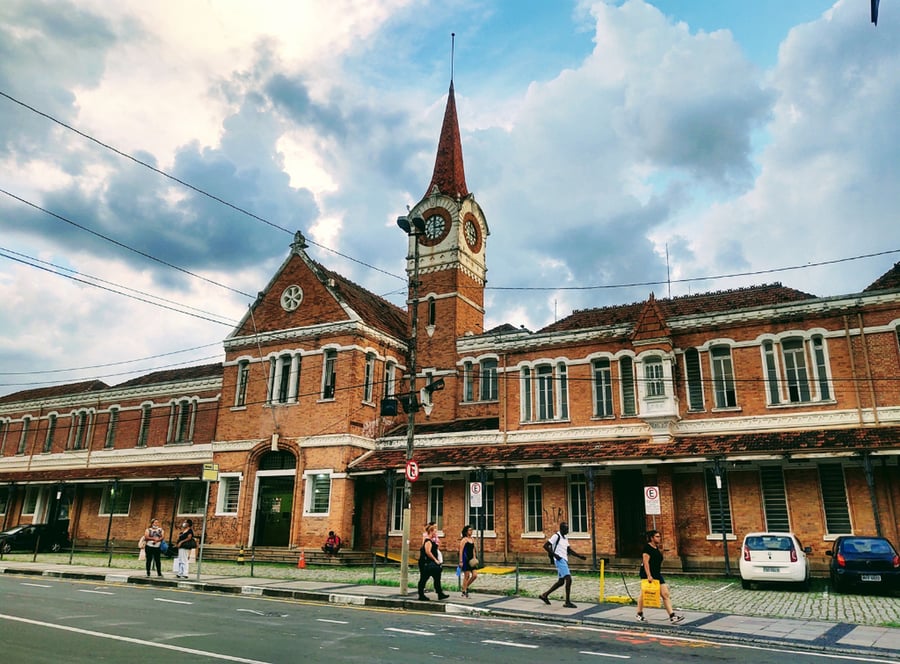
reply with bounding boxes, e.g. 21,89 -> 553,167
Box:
644,486 -> 661,515
405,460 -> 420,482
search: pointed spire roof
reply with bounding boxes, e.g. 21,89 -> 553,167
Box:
425,82 -> 468,199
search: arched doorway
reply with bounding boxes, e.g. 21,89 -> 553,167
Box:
251,451 -> 296,547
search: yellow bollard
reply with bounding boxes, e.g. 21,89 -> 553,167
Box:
599,558 -> 605,603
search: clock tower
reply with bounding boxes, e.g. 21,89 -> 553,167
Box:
403,81 -> 488,373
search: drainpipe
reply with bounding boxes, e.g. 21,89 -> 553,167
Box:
844,316 -> 864,426
862,452 -> 883,537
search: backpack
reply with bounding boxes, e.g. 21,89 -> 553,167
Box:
544,532 -> 562,565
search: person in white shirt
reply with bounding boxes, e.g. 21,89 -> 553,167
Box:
539,521 -> 586,608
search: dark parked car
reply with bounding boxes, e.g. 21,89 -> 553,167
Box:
0,523 -> 71,554
827,536 -> 900,593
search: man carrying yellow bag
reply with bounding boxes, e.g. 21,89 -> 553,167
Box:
636,529 -> 684,624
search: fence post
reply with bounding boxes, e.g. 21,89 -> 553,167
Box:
107,539 -> 114,567
515,560 -> 520,595
372,554 -> 377,584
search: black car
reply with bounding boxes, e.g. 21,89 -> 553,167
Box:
827,536 -> 900,593
0,523 -> 71,554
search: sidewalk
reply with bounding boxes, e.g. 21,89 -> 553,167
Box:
2,559 -> 899,659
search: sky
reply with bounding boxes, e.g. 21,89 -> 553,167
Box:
1,0 -> 897,397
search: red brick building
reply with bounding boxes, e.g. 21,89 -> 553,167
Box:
2,81 -> 899,572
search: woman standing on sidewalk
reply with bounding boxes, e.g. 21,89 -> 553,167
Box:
144,518 -> 164,577
417,523 -> 449,601
636,529 -> 683,624
173,519 -> 196,579
458,525 -> 478,598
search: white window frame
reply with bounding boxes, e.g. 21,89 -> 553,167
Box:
303,470 -> 332,516
568,474 -> 588,534
234,360 -> 250,407
384,360 -> 397,397
321,349 -> 337,400
592,358 -> 614,418
524,475 -> 543,534
479,358 -> 498,401
363,352 -> 376,403
389,482 -> 404,534
104,407 -> 119,449
710,345 -> 737,409
427,478 -> 444,531
215,473 -> 243,515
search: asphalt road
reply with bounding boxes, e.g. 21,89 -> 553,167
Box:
0,575 -> 895,664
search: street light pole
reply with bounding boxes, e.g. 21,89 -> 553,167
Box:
397,215 -> 425,596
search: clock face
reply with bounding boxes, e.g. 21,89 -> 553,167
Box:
464,219 -> 479,250
424,214 -> 446,240
280,285 -> 303,312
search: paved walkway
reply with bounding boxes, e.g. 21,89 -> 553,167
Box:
2,560 -> 899,659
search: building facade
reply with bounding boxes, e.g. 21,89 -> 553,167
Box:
2,82 -> 900,571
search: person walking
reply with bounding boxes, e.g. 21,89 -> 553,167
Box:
144,518 -> 165,577
417,523 -> 449,601
636,529 -> 683,624
458,524 -> 478,598
539,521 -> 586,608
173,519 -> 196,579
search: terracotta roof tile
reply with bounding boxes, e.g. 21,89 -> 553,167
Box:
540,283 -> 816,334
0,379 -> 109,404
316,263 -> 408,340
864,262 -> 900,292
348,427 -> 899,473
425,82 -> 468,199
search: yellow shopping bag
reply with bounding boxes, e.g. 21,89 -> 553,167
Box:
641,579 -> 661,608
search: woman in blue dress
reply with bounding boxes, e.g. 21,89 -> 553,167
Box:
458,524 -> 478,598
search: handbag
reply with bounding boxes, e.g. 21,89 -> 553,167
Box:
138,536 -> 146,549
469,556 -> 479,568
160,540 -> 169,554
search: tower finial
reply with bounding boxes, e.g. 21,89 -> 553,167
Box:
451,32 -> 455,84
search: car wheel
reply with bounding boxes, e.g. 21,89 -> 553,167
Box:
741,578 -> 751,590
799,575 -> 810,591
50,542 -> 62,553
0,541 -> 10,554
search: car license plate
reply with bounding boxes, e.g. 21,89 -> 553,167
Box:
763,567 -> 780,573
861,574 -> 881,582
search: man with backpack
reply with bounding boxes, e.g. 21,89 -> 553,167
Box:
539,521 -> 586,608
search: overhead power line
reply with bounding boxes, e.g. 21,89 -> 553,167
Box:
0,89 -> 405,283
487,249 -> 900,291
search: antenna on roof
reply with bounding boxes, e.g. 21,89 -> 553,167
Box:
666,243 -> 671,298
451,32 -> 455,83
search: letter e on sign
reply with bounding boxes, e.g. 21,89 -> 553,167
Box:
644,486 -> 661,515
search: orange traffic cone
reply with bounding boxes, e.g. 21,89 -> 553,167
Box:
297,551 -> 306,569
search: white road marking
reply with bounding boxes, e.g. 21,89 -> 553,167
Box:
385,627 -> 435,636
0,613 -> 272,663
154,598 -> 192,605
21,583 -> 52,588
237,609 -> 265,615
580,651 -> 630,659
712,583 -> 734,594
482,640 -> 539,649
317,618 -> 349,624
79,590 -> 114,595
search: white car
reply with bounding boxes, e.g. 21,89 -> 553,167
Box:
739,532 -> 812,589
